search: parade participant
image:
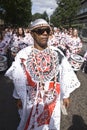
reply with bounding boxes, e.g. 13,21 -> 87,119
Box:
10,27 -> 34,57
5,19 -> 80,130
58,28 -> 68,55
65,28 -> 83,59
72,28 -> 82,54
81,50 -> 87,73
12,27 -> 28,50
0,31 -> 10,56
10,27 -> 28,60
0,31 -> 10,71
24,27 -> 34,46
48,27 -> 60,47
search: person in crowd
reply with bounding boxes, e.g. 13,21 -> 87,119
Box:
0,30 -> 11,71
58,28 -> 68,55
65,28 -> 83,59
5,19 -> 80,130
0,31 -> 9,56
68,27 -> 73,36
48,26 -> 60,47
81,50 -> 87,73
12,27 -> 28,49
10,27 -> 34,57
53,27 -> 62,44
24,27 -> 34,46
10,27 -> 28,60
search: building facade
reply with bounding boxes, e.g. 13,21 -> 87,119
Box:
74,0 -> 87,28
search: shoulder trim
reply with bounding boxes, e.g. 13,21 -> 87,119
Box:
50,46 -> 64,64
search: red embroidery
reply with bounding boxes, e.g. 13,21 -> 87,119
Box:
24,107 -> 33,130
21,58 -> 36,87
49,81 -> 60,94
37,100 -> 56,126
37,82 -> 60,126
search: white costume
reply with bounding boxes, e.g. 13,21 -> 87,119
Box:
65,35 -> 82,59
5,45 -> 80,130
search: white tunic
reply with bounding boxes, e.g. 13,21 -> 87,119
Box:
5,46 -> 80,130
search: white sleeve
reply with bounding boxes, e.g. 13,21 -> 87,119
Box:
13,88 -> 20,99
59,57 -> 80,99
5,53 -> 27,101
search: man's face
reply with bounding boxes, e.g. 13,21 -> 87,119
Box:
31,27 -> 50,49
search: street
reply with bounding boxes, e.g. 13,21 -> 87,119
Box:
0,72 -> 20,130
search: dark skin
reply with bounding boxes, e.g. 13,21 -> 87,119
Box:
15,99 -> 22,109
63,98 -> 70,108
31,27 -> 49,50
16,26 -> 70,109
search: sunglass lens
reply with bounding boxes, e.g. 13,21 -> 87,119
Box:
45,28 -> 50,34
33,28 -> 50,35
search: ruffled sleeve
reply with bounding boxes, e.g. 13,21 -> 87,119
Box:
5,53 -> 27,101
59,56 -> 80,99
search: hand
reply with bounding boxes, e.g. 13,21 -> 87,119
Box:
63,98 -> 70,108
15,99 -> 22,109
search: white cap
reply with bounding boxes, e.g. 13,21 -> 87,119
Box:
30,19 -> 50,30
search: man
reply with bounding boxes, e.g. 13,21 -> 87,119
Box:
5,19 -> 80,130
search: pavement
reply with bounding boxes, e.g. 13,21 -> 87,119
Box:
0,72 -> 20,130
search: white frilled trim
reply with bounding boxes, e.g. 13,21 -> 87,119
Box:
59,56 -> 80,99
5,47 -> 32,130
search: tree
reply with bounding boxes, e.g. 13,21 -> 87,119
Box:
51,0 -> 81,27
32,13 -> 43,21
32,11 -> 49,22
0,0 -> 32,26
42,11 -> 49,22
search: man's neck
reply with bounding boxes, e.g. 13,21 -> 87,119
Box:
34,43 -> 47,51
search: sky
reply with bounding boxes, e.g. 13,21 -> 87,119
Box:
31,0 -> 58,17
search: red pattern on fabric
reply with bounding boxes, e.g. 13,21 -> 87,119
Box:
36,82 -> 60,126
24,107 -> 33,130
37,100 -> 56,126
21,58 -> 36,87
49,81 -> 60,94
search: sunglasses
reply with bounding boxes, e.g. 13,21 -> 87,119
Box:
32,28 -> 50,35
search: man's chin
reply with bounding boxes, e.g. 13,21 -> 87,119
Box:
40,43 -> 48,49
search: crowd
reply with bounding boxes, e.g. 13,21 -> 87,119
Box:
0,26 -> 34,70
0,18 -> 87,130
0,22 -> 86,72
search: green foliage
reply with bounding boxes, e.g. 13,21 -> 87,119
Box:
0,0 -> 32,26
32,11 -> 49,22
32,13 -> 44,21
51,0 -> 81,27
42,11 -> 49,22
